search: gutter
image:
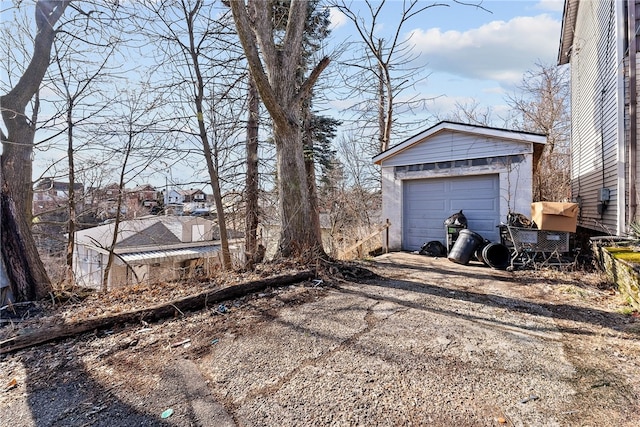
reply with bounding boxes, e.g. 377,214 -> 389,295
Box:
629,1 -> 638,225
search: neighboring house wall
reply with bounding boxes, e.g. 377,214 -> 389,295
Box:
567,0 -> 622,233
560,0 -> 640,234
167,189 -> 183,204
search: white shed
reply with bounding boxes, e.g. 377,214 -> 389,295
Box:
373,121 -> 546,251
74,215 -> 224,289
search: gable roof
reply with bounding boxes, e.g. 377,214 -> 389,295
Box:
372,121 -> 546,165
119,221 -> 182,247
558,0 -> 579,65
177,189 -> 205,196
34,178 -> 84,192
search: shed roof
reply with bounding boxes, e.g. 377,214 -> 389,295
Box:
75,215 -> 215,249
119,245 -> 220,265
372,121 -> 546,165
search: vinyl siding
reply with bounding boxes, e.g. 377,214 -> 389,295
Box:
569,0 -> 622,233
380,129 -> 531,167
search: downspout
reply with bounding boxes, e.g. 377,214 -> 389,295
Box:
629,1 -> 638,226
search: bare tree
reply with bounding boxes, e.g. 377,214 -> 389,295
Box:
48,30 -> 120,286
244,76 -> 261,268
97,89 -> 173,291
229,0 -> 330,259
135,0 -> 251,270
1,1 -> 71,301
506,62 -> 571,201
439,100 -> 501,127
330,0 -> 456,152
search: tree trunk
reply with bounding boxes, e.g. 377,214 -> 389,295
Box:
66,105 -> 77,286
102,168 -> 127,292
275,123 -> 320,257
184,0 -> 232,270
244,76 -> 260,269
0,1 -> 70,301
202,142 -> 232,270
0,270 -> 314,355
1,127 -> 51,301
229,0 -> 329,259
302,99 -> 323,247
1,178 -> 39,301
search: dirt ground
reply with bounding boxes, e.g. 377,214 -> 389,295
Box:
1,252 -> 639,426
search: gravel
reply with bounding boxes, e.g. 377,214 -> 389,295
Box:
1,252 -> 639,426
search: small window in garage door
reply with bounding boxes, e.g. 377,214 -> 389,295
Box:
402,175 -> 500,251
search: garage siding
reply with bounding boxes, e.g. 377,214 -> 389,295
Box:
381,130 -> 531,167
402,175 -> 500,251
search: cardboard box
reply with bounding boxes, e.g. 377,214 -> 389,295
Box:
531,202 -> 579,233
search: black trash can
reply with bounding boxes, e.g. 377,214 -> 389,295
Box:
448,229 -> 484,265
474,238 -> 492,265
481,242 -> 511,269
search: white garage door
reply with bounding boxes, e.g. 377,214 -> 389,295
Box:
402,175 -> 500,251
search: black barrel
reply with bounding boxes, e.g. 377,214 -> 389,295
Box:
474,239 -> 491,265
481,243 -> 511,269
448,229 -> 484,265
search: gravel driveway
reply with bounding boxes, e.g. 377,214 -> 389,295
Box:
2,252 -> 639,426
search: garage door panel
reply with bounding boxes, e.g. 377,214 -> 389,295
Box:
423,200 -> 447,211
403,175 -> 500,251
451,199 -> 495,211
450,180 -> 490,191
453,178 -> 495,190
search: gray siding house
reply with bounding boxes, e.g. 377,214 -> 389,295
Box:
559,0 -> 640,235
373,121 -> 545,251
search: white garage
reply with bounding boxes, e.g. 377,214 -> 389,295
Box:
373,121 -> 546,252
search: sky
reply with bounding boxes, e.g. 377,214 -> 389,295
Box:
1,0 -> 567,190
326,0 -> 565,121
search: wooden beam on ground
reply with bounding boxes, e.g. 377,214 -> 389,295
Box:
0,271 -> 314,355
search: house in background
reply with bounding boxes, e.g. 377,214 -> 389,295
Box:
126,184 -> 159,208
165,188 -> 211,215
178,188 -> 208,213
73,215 -> 239,289
91,183 -> 127,219
125,184 -> 159,218
33,177 -> 84,216
373,121 -> 546,251
558,0 -> 639,235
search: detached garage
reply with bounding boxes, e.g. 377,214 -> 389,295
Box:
373,121 -> 546,251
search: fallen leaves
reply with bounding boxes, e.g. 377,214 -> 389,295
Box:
5,378 -> 18,392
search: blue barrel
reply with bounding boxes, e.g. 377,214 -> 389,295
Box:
482,243 -> 511,269
448,230 -> 484,265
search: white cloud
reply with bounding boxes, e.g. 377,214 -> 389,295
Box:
482,86 -> 506,95
406,14 -> 561,87
329,7 -> 348,30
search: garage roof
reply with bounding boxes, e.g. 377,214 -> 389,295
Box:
372,121 -> 546,165
118,245 -> 220,265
